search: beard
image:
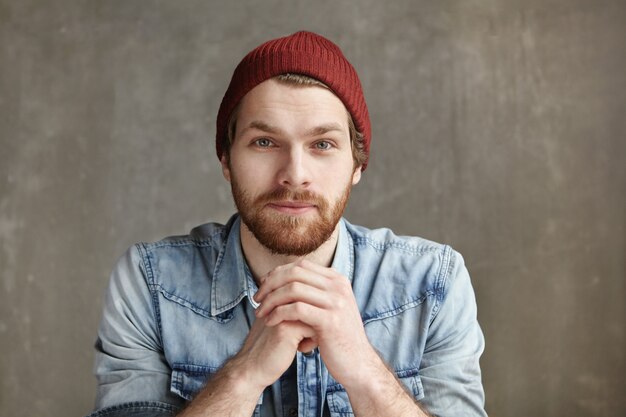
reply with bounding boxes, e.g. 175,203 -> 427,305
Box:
230,176 -> 351,256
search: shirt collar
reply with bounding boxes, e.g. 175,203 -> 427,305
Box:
210,215 -> 353,317
330,218 -> 354,282
211,215 -> 250,316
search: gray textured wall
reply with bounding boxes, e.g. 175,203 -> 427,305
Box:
1,1 -> 624,416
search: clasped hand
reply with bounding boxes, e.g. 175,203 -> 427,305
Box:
244,259 -> 376,390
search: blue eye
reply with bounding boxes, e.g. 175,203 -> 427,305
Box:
255,138 -> 272,147
315,141 -> 332,150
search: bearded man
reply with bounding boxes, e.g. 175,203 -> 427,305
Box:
87,31 -> 486,417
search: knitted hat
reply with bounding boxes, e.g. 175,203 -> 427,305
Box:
216,31 -> 371,170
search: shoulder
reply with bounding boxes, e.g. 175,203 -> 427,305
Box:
344,220 -> 462,276
136,217 -> 234,261
344,220 -> 467,309
140,219 -> 231,253
345,220 -> 448,256
125,217 -> 235,291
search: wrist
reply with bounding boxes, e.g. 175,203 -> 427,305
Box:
221,355 -> 267,399
337,347 -> 389,392
180,355 -> 266,417
339,352 -> 425,417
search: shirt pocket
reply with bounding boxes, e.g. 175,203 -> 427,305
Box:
326,370 -> 424,416
169,363 -> 264,416
170,363 -> 217,401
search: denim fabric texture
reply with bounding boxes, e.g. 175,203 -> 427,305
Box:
88,214 -> 486,417
86,401 -> 180,417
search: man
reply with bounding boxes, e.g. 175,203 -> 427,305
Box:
88,31 -> 486,417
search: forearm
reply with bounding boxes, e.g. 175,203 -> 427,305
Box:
344,352 -> 431,417
177,357 -> 263,417
177,316 -> 311,417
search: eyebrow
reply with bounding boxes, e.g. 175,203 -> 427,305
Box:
304,123 -> 346,137
240,120 -> 346,137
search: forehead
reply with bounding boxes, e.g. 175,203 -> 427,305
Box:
236,79 -> 350,131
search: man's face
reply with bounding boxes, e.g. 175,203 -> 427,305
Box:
221,78 -> 362,256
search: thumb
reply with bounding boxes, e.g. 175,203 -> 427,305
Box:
298,337 -> 318,354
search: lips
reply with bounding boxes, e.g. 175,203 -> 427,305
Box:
271,201 -> 315,208
267,201 -> 317,214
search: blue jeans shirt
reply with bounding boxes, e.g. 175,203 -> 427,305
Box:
88,215 -> 486,417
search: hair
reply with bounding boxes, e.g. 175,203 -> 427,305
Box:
223,73 -> 367,169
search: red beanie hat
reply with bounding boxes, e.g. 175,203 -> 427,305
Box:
216,31 -> 371,170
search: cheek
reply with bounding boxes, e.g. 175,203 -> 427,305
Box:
321,170 -> 354,197
231,159 -> 273,190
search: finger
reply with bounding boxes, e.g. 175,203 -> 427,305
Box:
265,302 -> 325,328
255,264 -> 331,302
298,337 -> 319,354
297,259 -> 344,280
279,320 -> 317,340
297,259 -> 353,296
255,282 -> 332,318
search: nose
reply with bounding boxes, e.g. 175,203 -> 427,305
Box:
277,146 -> 311,189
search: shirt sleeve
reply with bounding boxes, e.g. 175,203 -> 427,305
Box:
418,249 -> 487,417
90,245 -> 185,414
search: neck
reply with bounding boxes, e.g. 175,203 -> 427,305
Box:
239,220 -> 340,286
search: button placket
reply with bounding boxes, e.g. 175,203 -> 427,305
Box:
297,349 -> 321,417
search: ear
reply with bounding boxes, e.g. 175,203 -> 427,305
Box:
351,165 -> 362,185
221,155 -> 231,182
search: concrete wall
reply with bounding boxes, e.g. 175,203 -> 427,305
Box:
1,1 -> 624,416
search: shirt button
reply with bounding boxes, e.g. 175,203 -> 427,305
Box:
289,408 -> 297,416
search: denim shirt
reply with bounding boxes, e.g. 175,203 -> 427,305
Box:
88,214 -> 486,417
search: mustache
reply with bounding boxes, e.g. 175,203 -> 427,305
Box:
256,187 -> 327,209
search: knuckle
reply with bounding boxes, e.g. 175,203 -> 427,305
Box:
274,304 -> 286,315
274,322 -> 289,337
294,302 -> 307,315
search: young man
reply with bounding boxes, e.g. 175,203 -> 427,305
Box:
88,31 -> 486,417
